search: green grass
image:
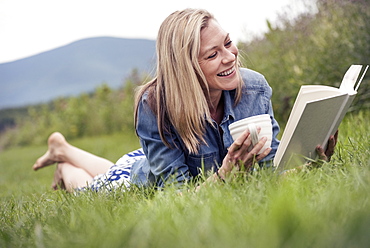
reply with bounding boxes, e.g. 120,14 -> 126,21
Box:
1,112 -> 370,248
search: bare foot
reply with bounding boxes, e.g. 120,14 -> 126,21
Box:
33,132 -> 68,171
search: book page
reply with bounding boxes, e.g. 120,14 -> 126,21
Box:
339,65 -> 363,93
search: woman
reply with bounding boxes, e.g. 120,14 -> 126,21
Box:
33,9 -> 336,192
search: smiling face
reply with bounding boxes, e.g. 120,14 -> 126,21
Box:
198,19 -> 240,97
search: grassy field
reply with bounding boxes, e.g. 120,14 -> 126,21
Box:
1,112 -> 370,248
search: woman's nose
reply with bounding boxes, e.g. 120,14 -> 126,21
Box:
222,49 -> 236,64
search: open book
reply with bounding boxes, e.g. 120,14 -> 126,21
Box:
274,65 -> 369,170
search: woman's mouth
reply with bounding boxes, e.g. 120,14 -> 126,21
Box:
217,67 -> 235,77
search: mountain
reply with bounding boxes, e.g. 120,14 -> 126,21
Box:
0,37 -> 156,109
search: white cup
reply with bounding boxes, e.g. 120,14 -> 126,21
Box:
228,114 -> 273,154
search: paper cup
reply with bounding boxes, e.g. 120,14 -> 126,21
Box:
229,114 -> 273,154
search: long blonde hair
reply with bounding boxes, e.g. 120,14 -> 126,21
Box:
134,9 -> 242,154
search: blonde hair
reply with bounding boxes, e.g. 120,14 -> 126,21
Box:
134,8 -> 243,154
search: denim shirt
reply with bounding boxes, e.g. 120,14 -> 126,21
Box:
131,68 -> 280,188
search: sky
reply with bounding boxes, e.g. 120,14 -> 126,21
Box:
0,0 -> 308,64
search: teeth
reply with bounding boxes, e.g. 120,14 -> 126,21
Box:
218,67 -> 235,76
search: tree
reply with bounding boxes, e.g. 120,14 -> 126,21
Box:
239,0 -> 370,125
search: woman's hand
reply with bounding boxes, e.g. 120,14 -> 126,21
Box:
316,130 -> 339,163
218,127 -> 272,179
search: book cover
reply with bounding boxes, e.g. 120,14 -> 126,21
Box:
274,65 -> 368,170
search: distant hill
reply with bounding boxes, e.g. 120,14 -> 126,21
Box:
0,37 -> 156,109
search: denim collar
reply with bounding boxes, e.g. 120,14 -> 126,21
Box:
221,89 -> 236,125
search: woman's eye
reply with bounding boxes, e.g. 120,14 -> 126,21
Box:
225,40 -> 232,47
208,52 -> 217,59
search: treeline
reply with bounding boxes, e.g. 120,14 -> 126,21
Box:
239,0 -> 370,125
0,70 -> 146,150
1,0 -> 369,150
